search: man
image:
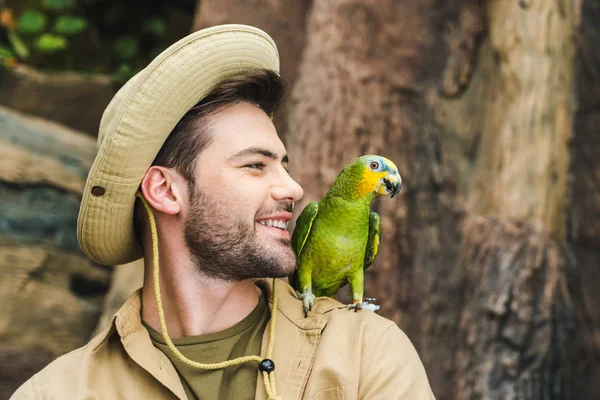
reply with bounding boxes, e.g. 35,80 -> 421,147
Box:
12,25 -> 434,399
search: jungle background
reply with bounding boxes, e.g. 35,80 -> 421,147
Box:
1,0 -> 599,399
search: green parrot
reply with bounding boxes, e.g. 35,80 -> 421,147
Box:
290,155 -> 402,317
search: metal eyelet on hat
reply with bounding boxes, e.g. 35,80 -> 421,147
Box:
91,186 -> 105,196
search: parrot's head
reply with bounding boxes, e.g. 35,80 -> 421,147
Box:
346,155 -> 402,199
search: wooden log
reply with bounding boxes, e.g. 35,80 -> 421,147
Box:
0,106 -> 111,391
0,65 -> 117,136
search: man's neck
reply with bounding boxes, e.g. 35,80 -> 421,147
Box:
140,253 -> 262,339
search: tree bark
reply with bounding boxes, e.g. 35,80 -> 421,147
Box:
192,0 -> 311,142
465,0 -> 577,243
435,0 -> 578,398
455,218 -> 569,399
565,0 -> 600,397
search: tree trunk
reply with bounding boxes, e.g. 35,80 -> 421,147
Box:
465,0 -> 577,242
436,0 -> 578,397
288,0 -> 578,398
0,106 -> 111,394
455,218 -> 569,399
192,0 -> 311,142
566,0 -> 600,397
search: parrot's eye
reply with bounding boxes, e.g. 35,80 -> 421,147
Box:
369,161 -> 380,170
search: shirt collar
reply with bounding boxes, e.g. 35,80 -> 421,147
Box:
93,288 -> 144,351
94,278 -> 337,349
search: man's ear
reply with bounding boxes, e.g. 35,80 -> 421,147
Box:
140,166 -> 186,215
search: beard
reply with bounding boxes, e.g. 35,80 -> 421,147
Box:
183,188 -> 297,281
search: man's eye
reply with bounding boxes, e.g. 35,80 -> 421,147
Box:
245,163 -> 266,170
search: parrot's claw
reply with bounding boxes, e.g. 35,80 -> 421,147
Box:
296,289 -> 316,318
348,298 -> 380,313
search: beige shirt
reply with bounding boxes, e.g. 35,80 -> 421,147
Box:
12,279 -> 435,399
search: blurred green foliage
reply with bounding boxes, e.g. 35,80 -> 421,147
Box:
17,10 -> 46,34
42,0 -> 75,12
36,33 -> 67,52
54,15 -> 87,36
1,0 -> 194,82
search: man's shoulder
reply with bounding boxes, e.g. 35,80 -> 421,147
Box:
312,296 -> 405,351
314,296 -> 396,331
275,279 -> 398,333
302,296 -> 436,399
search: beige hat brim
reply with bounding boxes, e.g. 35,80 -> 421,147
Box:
77,25 -> 280,266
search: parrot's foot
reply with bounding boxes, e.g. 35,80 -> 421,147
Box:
348,298 -> 380,313
296,289 -> 316,318
348,302 -> 362,312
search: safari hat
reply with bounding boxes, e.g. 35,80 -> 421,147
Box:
77,24 -> 280,266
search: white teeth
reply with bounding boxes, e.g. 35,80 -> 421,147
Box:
258,219 -> 288,229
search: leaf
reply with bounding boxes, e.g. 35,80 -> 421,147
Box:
0,44 -> 15,59
42,0 -> 75,11
17,9 -> 47,35
144,18 -> 166,37
54,15 -> 88,36
113,36 -> 139,60
7,31 -> 29,59
35,33 -> 68,53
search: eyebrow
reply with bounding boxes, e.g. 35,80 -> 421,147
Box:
228,147 -> 288,163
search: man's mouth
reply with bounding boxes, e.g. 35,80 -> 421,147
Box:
258,219 -> 289,230
256,213 -> 292,240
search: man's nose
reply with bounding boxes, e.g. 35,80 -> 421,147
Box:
272,172 -> 304,202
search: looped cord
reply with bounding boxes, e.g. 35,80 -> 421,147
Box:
137,192 -> 281,399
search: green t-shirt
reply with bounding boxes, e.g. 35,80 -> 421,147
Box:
144,294 -> 269,400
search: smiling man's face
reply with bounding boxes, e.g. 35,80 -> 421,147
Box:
182,101 -> 304,281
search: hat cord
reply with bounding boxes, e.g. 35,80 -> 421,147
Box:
137,192 -> 281,400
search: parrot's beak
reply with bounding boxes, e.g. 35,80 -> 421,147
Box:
378,172 -> 402,198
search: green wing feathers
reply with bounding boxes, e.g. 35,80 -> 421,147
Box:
364,212 -> 381,270
290,201 -> 319,291
291,201 -> 319,256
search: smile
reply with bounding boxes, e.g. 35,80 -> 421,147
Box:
258,219 -> 289,230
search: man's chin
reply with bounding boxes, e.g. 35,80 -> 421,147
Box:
258,252 -> 297,278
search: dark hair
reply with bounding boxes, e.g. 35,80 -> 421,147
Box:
133,68 -> 287,247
